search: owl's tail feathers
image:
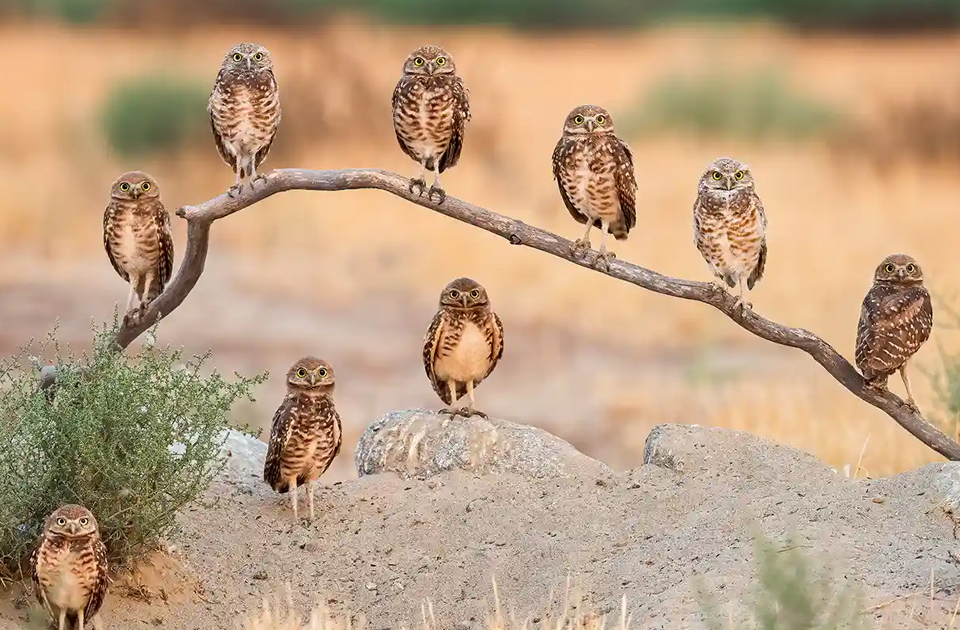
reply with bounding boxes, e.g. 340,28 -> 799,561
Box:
722,272 -> 737,288
609,224 -> 631,241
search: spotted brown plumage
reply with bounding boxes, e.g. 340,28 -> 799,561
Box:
551,104 -> 637,271
855,254 -> 933,411
103,170 -> 175,327
31,504 -> 109,630
208,42 -> 281,197
692,156 -> 768,311
423,277 -> 504,418
263,357 -> 342,522
391,44 -> 471,204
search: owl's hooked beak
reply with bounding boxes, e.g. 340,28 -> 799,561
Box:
246,56 -> 252,70
67,521 -> 78,535
896,267 -> 907,280
461,293 -> 469,307
131,188 -> 142,199
585,119 -> 595,132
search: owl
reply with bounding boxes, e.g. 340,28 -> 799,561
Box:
391,44 -> 471,204
693,157 -> 768,311
855,254 -> 933,411
31,504 -> 109,630
208,42 -> 281,197
551,104 -> 638,271
263,357 -> 342,522
103,171 -> 175,327
423,277 -> 504,418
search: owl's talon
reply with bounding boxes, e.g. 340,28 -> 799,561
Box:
570,239 -> 591,258
252,173 -> 268,188
226,184 -> 243,198
465,409 -> 488,419
409,178 -> 426,197
594,251 -> 613,272
427,185 -> 446,205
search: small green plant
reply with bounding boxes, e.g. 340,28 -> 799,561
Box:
697,534 -> 867,629
621,70 -> 841,141
100,75 -> 210,157
0,318 -> 266,580
17,0 -> 111,23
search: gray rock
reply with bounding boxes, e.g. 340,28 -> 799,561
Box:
169,429 -> 266,480
355,408 -> 611,480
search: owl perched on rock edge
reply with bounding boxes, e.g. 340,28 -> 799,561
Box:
855,254 -> 933,412
31,504 -> 109,630
392,44 -> 471,204
692,156 -> 768,311
423,277 -> 504,419
264,357 -> 342,522
103,170 -> 175,327
208,42 -> 282,198
551,104 -> 637,271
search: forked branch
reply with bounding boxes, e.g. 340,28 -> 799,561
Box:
71,168 -> 960,460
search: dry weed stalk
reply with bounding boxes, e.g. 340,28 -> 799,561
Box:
39,167 -> 960,461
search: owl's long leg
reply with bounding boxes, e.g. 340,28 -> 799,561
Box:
439,380 -> 461,421
571,223 -> 593,258
593,221 -> 615,272
899,362 -> 919,411
58,609 -> 66,630
227,155 -> 244,198
138,272 -> 155,322
733,277 -> 753,312
409,163 -> 427,197
288,476 -> 299,522
428,162 -> 446,204
77,609 -> 84,630
307,479 -> 315,522
463,380 -> 487,418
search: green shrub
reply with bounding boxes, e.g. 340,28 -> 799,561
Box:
620,70 -> 841,141
100,75 -> 210,158
697,534 -> 866,629
0,319 -> 266,580
13,0 -> 111,23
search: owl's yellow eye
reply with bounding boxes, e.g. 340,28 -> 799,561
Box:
435,57 -> 446,66
595,115 -> 606,124
734,171 -> 744,180
140,182 -> 151,191
573,115 -> 584,125
233,52 -> 243,62
711,172 -> 722,180
296,368 -> 307,378
79,518 -> 88,526
906,263 -> 916,273
449,289 -> 460,299
119,182 -> 130,192
413,57 -> 425,66
56,518 -> 66,526
884,263 -> 896,273
317,368 -> 328,378
254,52 -> 264,61
470,289 -> 480,298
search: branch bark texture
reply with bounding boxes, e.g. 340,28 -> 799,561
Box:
80,168 -> 960,461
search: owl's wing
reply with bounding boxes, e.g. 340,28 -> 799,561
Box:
391,78 -> 421,165
208,77 -> 236,171
83,538 -> 109,621
422,309 -> 452,404
482,311 -> 504,381
263,394 -> 298,491
551,138 -> 588,226
310,403 -> 343,482
747,193 -> 767,290
253,72 -> 281,169
103,204 -> 129,282
855,284 -> 932,377
29,540 -> 48,611
612,137 -> 638,236
438,76 -> 470,173
154,200 -> 175,294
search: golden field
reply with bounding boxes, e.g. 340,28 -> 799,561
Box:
1,21 -> 960,477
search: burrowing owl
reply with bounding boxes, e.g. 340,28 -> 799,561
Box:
693,157 -> 768,311
263,357 -> 342,522
31,505 -> 108,630
551,104 -> 638,271
423,277 -> 504,418
208,42 -> 281,197
103,171 -> 174,327
855,254 -> 933,411
392,44 -> 471,204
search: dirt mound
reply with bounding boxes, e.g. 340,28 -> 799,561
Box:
3,415 -> 959,629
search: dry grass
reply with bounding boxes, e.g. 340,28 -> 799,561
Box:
3,21 -> 960,476
243,579 -> 632,630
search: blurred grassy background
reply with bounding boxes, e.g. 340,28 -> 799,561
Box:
1,0 -> 959,480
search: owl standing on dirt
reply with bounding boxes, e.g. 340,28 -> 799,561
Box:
551,104 -> 637,271
103,170 -> 175,327
423,277 -> 504,418
693,157 -> 768,311
208,42 -> 281,197
392,44 -> 471,204
31,504 -> 109,630
264,357 -> 342,523
855,254 -> 933,412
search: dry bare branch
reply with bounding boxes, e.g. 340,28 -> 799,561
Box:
43,167 -> 960,461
